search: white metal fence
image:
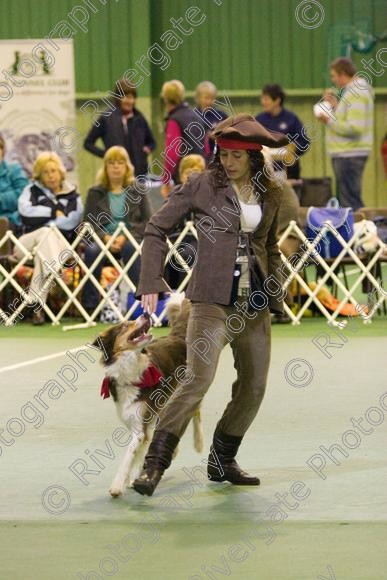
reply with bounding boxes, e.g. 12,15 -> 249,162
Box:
0,220 -> 386,330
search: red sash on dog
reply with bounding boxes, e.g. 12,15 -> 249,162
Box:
100,365 -> 163,399
135,365 -> 163,388
100,377 -> 111,400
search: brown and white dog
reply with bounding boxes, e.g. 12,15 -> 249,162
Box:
92,294 -> 203,497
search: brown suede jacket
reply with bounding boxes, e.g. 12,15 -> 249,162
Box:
136,171 -> 284,314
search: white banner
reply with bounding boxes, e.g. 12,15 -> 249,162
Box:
0,39 -> 77,183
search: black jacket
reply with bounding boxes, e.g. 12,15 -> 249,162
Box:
83,182 -> 152,243
83,107 -> 156,176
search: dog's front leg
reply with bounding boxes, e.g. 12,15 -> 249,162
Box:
109,430 -> 144,498
127,440 -> 148,488
127,422 -> 156,488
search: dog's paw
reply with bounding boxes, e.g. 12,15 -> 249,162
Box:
109,487 -> 123,498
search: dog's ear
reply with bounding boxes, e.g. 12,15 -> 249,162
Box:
90,335 -> 100,348
95,328 -> 120,365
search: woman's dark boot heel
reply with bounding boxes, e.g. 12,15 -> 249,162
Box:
133,431 -> 180,496
207,428 -> 260,486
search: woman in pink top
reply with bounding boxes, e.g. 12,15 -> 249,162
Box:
160,80 -> 206,198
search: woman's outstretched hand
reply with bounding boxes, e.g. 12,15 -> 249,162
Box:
141,293 -> 158,315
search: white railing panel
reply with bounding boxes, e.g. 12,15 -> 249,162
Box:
0,220 -> 385,329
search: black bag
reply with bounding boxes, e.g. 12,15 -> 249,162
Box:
295,177 -> 332,207
373,216 -> 387,244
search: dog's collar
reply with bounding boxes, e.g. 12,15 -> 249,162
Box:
100,364 -> 163,399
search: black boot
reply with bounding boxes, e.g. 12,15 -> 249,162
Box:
207,428 -> 260,486
132,431 -> 179,496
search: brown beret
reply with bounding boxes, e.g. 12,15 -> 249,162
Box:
211,113 -> 290,148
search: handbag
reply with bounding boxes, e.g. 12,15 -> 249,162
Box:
306,198 -> 354,259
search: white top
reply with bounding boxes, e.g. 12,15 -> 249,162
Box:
239,199 -> 262,232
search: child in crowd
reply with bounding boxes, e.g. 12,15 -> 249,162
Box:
164,154 -> 206,290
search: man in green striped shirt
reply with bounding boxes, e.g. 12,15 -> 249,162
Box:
318,57 -> 374,210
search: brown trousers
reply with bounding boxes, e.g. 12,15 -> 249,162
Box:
157,302 -> 271,439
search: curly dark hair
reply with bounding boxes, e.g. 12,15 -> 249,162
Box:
208,148 -> 282,201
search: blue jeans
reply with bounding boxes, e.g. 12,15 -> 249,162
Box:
331,155 -> 368,210
82,241 -> 140,310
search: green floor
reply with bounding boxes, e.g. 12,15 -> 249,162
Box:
0,318 -> 386,579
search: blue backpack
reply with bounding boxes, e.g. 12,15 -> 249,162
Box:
306,198 -> 354,259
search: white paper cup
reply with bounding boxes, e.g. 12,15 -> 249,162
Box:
313,100 -> 333,118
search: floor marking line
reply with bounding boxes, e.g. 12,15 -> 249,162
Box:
0,345 -> 96,374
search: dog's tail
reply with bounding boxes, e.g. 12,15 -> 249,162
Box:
192,407 -> 204,453
166,293 -> 191,340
